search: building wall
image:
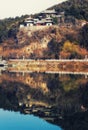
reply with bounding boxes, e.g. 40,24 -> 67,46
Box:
27,23 -> 34,26
20,26 -> 48,32
46,23 -> 52,26
20,24 -> 24,28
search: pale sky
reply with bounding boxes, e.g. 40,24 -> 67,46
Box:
0,0 -> 66,19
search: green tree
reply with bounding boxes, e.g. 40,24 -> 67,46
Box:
53,17 -> 58,25
48,39 -> 62,59
79,24 -> 88,49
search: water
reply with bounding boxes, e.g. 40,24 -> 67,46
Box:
0,71 -> 88,130
0,109 -> 61,130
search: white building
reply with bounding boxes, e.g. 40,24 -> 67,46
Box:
25,17 -> 34,26
45,17 -> 53,26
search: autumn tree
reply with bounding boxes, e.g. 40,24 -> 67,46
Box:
62,41 -> 81,59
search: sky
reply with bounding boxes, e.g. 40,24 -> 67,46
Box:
0,0 -> 66,19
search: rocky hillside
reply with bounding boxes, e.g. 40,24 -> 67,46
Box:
0,24 -> 88,59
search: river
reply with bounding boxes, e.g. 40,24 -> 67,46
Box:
0,70 -> 88,130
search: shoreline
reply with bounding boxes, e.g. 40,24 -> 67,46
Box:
7,59 -> 88,73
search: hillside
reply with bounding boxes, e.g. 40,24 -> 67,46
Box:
50,0 -> 88,21
0,0 -> 88,60
0,25 -> 88,59
0,15 -> 29,43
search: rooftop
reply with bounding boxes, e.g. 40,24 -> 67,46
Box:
41,9 -> 57,14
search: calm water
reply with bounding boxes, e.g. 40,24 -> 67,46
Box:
0,109 -> 61,130
0,71 -> 88,130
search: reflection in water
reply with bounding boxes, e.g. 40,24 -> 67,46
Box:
0,71 -> 88,130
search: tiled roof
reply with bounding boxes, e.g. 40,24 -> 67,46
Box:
41,9 -> 56,14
